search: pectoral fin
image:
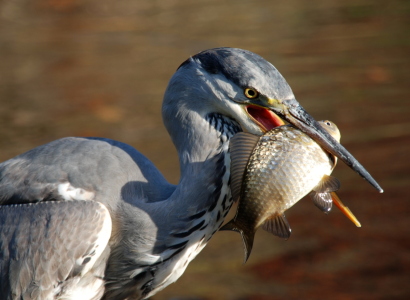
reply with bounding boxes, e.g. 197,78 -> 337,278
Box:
331,192 -> 361,227
312,175 -> 341,193
310,191 -> 333,213
262,214 -> 291,239
229,132 -> 260,202
310,175 -> 341,213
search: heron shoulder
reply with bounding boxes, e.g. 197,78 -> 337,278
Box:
0,137 -> 174,207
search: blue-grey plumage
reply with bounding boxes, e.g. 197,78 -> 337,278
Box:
0,201 -> 112,300
221,121 -> 342,263
0,48 -> 380,299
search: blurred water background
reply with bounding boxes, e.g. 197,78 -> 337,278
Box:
0,0 -> 409,299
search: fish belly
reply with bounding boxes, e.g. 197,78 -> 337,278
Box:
242,127 -> 333,227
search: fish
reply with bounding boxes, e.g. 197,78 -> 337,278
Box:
221,120 -> 355,262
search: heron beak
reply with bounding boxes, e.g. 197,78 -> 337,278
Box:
265,98 -> 383,193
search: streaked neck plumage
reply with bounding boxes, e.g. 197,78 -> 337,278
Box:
162,65 -> 240,214
120,77 -> 241,299
106,105 -> 241,300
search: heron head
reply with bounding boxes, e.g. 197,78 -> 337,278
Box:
164,48 -> 382,192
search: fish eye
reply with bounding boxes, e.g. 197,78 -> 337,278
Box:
244,88 -> 259,99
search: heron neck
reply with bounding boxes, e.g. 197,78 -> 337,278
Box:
168,110 -> 240,213
178,114 -> 228,175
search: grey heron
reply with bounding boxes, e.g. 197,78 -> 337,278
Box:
0,48 -> 382,300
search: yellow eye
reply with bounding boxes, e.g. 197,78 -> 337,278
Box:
244,88 -> 259,99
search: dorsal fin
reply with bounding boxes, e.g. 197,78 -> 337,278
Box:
229,132 -> 260,202
262,214 -> 291,239
310,191 -> 333,213
312,175 -> 341,193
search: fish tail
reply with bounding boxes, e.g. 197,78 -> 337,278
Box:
220,220 -> 255,263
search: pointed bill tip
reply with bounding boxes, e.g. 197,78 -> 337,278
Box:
361,171 -> 383,193
360,171 -> 383,193
279,104 -> 383,193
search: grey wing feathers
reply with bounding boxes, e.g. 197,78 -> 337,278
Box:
0,137 -> 173,207
0,200 -> 112,300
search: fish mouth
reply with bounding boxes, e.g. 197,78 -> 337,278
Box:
271,99 -> 383,193
246,105 -> 285,132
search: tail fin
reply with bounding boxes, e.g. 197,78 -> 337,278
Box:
220,220 -> 255,263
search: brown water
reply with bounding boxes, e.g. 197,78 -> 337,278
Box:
1,0 -> 409,299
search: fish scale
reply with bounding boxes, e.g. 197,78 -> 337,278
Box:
221,121 -> 342,262
243,126 -> 333,225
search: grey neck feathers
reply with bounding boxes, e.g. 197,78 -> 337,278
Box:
168,109 -> 241,212
104,99 -> 242,299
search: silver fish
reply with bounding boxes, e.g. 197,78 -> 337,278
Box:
221,120 -> 345,262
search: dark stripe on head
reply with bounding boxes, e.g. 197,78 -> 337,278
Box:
191,48 -> 276,88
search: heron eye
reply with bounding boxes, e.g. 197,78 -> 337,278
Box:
244,88 -> 259,99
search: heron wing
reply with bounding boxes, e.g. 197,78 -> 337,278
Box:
0,200 -> 112,300
0,137 -> 174,207
0,137 -> 175,299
